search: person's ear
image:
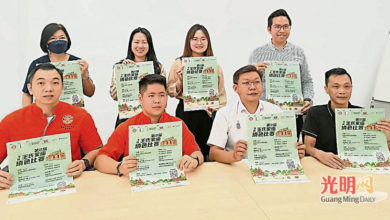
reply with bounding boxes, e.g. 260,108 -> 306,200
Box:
138,93 -> 143,104
267,26 -> 272,34
233,84 -> 238,94
27,83 -> 33,95
324,85 -> 329,95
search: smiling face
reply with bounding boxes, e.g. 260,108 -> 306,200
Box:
190,30 -> 208,57
27,69 -> 63,107
233,71 -> 263,104
267,16 -> 290,46
138,83 -> 167,120
325,74 -> 352,108
131,32 -> 149,61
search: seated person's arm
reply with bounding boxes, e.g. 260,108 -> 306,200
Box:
177,150 -> 204,171
0,170 -> 13,190
209,140 -> 248,164
305,136 -> 344,169
66,146 -> 102,178
95,154 -> 137,177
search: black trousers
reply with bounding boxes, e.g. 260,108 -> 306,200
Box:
176,100 -> 213,160
296,114 -> 304,142
115,115 -> 128,129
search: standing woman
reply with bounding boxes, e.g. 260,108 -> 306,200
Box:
110,27 -> 166,128
22,23 -> 95,106
167,24 -> 227,160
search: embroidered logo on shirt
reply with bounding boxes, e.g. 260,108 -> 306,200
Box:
62,115 -> 74,124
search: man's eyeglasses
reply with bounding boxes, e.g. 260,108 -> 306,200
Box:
237,81 -> 261,88
272,24 -> 290,31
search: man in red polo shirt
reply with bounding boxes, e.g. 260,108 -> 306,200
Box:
0,63 -> 102,190
95,74 -> 203,177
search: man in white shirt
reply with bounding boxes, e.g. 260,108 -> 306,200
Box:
208,65 -> 305,163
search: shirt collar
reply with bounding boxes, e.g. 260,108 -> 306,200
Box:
267,39 -> 291,51
327,100 -> 354,118
238,99 -> 263,114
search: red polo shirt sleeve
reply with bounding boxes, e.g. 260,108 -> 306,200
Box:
79,113 -> 103,153
0,119 -> 10,162
181,121 -> 200,155
98,123 -> 128,161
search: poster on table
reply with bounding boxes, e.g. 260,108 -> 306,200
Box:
114,61 -> 154,119
247,111 -> 309,184
7,133 -> 75,204
128,121 -> 188,192
336,108 -> 390,174
182,56 -> 219,111
52,61 -> 84,107
264,61 -> 303,113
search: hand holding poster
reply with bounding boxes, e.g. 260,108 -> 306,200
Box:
247,111 -> 309,184
6,133 -> 75,204
115,61 -> 154,119
182,56 -> 219,111
52,61 -> 84,107
336,108 -> 390,174
129,121 -> 188,192
264,61 -> 303,113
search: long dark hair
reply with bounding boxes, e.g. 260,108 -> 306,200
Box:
181,24 -> 214,58
121,27 -> 161,75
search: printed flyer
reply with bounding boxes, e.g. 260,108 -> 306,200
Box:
128,121 -> 188,192
52,61 -> 84,107
182,56 -> 219,111
336,108 -> 390,174
264,61 -> 303,113
7,133 -> 75,204
247,111 -> 309,184
114,61 -> 154,119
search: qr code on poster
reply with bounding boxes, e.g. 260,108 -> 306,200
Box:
169,169 -> 178,178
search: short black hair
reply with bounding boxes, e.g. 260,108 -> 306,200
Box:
28,63 -> 63,84
233,65 -> 262,84
40,23 -> 71,53
267,9 -> 292,28
139,74 -> 167,94
325,67 -> 352,86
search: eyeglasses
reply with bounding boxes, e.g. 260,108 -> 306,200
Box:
237,81 -> 261,88
272,24 -> 291,31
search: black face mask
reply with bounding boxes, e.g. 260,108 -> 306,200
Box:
47,40 -> 68,54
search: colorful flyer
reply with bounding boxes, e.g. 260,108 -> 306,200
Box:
264,61 -> 303,113
6,133 -> 75,204
128,121 -> 188,192
182,56 -> 219,111
52,61 -> 84,107
114,61 -> 154,119
247,111 -> 309,184
336,108 -> 390,174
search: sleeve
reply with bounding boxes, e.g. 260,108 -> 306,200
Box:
109,69 -> 118,101
207,109 -> 229,150
97,125 -> 127,161
0,120 -> 10,163
181,121 -> 200,155
159,63 -> 167,77
22,61 -> 37,93
302,108 -> 318,138
299,50 -> 314,100
217,64 -> 227,108
79,113 -> 103,153
167,59 -> 182,98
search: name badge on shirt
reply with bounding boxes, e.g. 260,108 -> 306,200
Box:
236,120 -> 241,129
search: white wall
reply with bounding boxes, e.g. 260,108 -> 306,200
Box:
1,0 -> 389,143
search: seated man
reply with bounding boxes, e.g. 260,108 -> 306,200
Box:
303,67 -> 390,169
95,74 -> 203,177
208,65 -> 305,163
0,63 -> 102,190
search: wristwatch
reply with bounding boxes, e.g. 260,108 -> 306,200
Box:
116,162 -> 123,177
190,156 -> 200,168
303,98 -> 313,105
82,158 -> 91,171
